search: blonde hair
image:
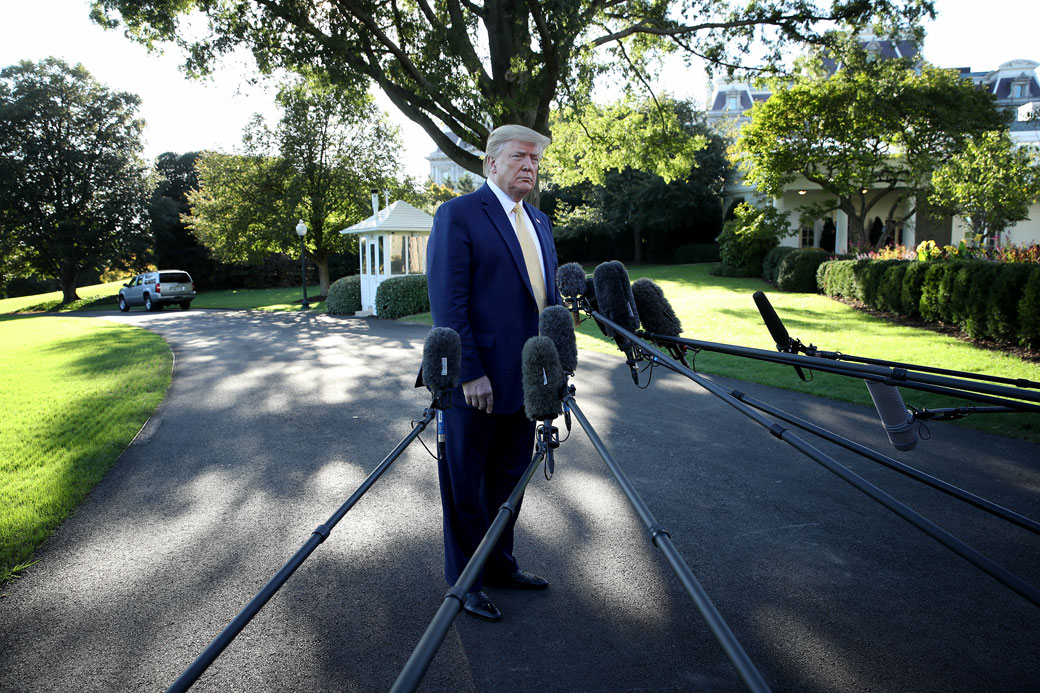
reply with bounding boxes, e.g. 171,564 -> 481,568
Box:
483,124 -> 551,176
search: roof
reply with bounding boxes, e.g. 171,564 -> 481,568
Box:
338,200 -> 434,235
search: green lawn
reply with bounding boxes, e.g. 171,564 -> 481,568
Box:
404,263 -> 1040,441
0,283 -> 324,314
0,316 -> 172,584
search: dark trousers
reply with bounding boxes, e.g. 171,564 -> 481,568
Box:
438,405 -> 536,590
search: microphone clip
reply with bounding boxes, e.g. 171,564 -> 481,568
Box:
536,421 -> 560,479
429,388 -> 453,412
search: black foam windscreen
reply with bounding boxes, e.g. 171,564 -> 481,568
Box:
539,305 -> 578,375
521,336 -> 564,421
752,290 -> 792,350
631,278 -> 682,337
556,262 -> 587,299
421,327 -> 462,392
592,261 -> 640,336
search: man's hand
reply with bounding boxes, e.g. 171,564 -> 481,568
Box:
463,375 -> 494,414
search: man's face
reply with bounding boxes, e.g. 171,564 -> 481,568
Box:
488,139 -> 542,201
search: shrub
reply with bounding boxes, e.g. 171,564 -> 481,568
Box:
716,203 -> 791,276
673,243 -> 721,264
375,274 -> 430,319
858,259 -> 894,306
326,274 -> 362,315
900,262 -> 929,318
876,262 -> 910,313
776,248 -> 829,293
987,264 -> 1034,343
762,246 -> 797,283
1018,265 -> 1040,348
963,263 -> 1001,339
818,259 -> 855,297
919,262 -> 951,323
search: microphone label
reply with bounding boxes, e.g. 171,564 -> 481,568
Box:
542,368 -> 548,385
441,357 -> 448,376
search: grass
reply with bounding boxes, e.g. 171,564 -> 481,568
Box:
0,316 -> 172,584
403,263 -> 1040,442
0,282 -> 325,315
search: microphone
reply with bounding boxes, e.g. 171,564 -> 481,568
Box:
864,380 -> 918,451
753,290 -> 809,381
752,290 -> 792,351
421,327 -> 462,395
522,336 -> 564,421
592,261 -> 641,384
556,262 -> 587,301
631,278 -> 682,337
539,305 -> 578,376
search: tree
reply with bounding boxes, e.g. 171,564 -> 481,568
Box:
91,0 -> 935,178
149,151 -> 220,282
0,58 -> 151,303
736,47 -> 1006,249
930,131 -> 1040,244
185,76 -> 404,296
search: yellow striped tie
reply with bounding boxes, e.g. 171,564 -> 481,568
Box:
512,203 -> 547,313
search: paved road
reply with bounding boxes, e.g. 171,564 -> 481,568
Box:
1,308 -> 1038,692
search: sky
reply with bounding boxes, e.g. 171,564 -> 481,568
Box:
2,0 -> 1039,181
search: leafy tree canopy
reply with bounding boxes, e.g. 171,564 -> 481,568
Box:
930,131 -> 1040,242
0,57 -> 151,302
90,0 -> 935,177
736,43 -> 1006,248
185,74 -> 406,295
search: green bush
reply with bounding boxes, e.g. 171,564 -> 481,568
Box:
776,248 -> 829,293
818,259 -> 856,298
876,262 -> 910,313
762,246 -> 797,283
987,263 -> 1034,343
375,274 -> 430,319
326,274 -> 362,315
918,262 -> 950,322
673,243 -> 721,264
963,263 -> 1001,339
858,259 -> 893,306
716,203 -> 791,275
900,262 -> 929,318
1018,265 -> 1040,348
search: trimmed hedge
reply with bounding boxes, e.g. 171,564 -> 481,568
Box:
375,274 -> 430,319
818,259 -> 1040,348
776,248 -> 830,293
762,246 -> 797,284
326,274 -> 362,315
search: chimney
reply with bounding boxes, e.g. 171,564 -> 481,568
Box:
383,189 -> 390,209
371,189 -> 379,215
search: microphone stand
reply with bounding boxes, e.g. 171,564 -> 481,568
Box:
167,402 -> 440,693
563,387 -> 770,693
391,424 -> 556,693
642,332 -> 1040,414
590,310 -> 1040,609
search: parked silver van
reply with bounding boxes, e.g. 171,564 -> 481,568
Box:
118,270 -> 195,311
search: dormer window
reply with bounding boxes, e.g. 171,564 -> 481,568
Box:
1012,79 -> 1028,99
726,91 -> 740,111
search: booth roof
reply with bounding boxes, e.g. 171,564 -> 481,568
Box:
339,200 -> 434,235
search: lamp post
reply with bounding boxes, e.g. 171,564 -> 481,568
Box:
295,219 -> 310,310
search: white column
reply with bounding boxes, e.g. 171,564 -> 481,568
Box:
836,210 -> 849,253
903,195 -> 916,248
813,219 -> 823,248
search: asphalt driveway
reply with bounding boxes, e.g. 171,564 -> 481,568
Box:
1,308 -> 1038,692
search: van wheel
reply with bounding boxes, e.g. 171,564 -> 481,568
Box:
180,302 -> 191,310
144,295 -> 155,311
118,295 -> 129,312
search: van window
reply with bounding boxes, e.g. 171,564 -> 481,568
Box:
160,272 -> 192,283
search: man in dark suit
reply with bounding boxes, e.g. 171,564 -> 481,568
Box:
426,124 -> 560,621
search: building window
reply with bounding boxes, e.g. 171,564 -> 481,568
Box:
800,227 -> 814,248
726,91 -> 740,111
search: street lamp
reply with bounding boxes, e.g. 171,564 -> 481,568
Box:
295,219 -> 310,310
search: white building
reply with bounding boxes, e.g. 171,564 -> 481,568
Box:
426,130 -> 484,191
708,42 -> 1040,252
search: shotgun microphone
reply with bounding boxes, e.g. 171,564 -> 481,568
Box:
556,262 -> 587,301
539,305 -> 579,376
631,278 -> 682,337
592,261 -> 641,384
522,336 -> 564,421
753,290 -> 808,381
864,380 -> 918,451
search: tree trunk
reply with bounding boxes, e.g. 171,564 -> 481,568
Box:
315,257 -> 331,298
59,266 -> 79,304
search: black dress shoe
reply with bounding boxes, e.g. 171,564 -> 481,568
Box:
463,591 -> 502,621
487,569 -> 549,590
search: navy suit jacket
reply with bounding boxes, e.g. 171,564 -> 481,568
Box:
426,183 -> 560,414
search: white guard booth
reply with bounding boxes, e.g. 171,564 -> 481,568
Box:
339,197 -> 434,316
